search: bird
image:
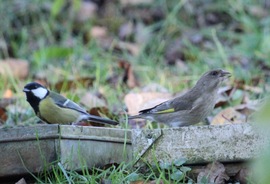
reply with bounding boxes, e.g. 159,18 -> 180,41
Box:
128,69 -> 231,127
23,82 -> 118,125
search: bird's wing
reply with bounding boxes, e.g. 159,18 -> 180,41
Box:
50,91 -> 88,114
139,96 -> 193,114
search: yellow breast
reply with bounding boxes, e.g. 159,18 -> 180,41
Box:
39,97 -> 81,124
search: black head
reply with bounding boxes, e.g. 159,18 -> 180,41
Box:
23,82 -> 49,114
196,69 -> 231,91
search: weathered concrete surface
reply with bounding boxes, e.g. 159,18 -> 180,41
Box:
1,123 -> 268,179
132,123 -> 268,165
0,125 -> 59,177
59,126 -> 133,170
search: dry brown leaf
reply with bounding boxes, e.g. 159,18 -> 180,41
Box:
90,26 -> 108,39
122,6 -> 164,24
75,1 -> 98,22
197,162 -> 229,184
0,58 -> 29,79
248,6 -> 268,18
234,167 -> 250,184
211,107 -> 246,125
134,22 -> 151,44
80,92 -> 106,109
235,78 -> 263,94
242,84 -> 263,94
235,94 -> 260,116
119,21 -> 134,40
107,60 -> 139,88
53,77 -> 95,91
0,107 -> 8,123
117,41 -> 140,56
215,86 -> 234,108
78,107 -> 114,127
3,89 -> 13,98
234,103 -> 258,117
119,60 -> 139,88
165,38 -> 185,65
88,107 -> 111,117
97,37 -> 140,56
124,92 -> 172,115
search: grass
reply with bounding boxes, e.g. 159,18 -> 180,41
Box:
29,157 -> 193,184
0,0 -> 269,183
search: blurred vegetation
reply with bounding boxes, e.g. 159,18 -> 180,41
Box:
1,0 -> 269,83
0,0 -> 270,183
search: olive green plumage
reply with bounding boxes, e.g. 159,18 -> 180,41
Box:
129,69 -> 231,127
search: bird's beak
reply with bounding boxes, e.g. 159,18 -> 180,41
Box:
23,88 -> 30,92
220,70 -> 231,77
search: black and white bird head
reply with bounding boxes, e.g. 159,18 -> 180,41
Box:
23,82 -> 49,113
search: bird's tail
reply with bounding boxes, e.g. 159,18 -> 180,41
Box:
88,115 -> 118,125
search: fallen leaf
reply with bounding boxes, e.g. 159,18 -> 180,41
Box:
106,73 -> 121,88
3,89 -> 13,98
80,92 -> 106,109
90,26 -> 108,39
248,6 -> 268,18
235,78 -> 263,94
119,21 -> 134,40
0,107 -> 8,123
211,107 -> 246,125
75,107 -> 116,127
124,92 -> 172,116
119,60 -> 139,88
234,102 -> 259,117
15,178 -> 27,184
75,1 -> 98,22
53,77 -> 95,92
89,107 -> 111,118
123,6 -> 164,24
234,167 -> 250,184
117,41 -> 140,56
165,38 -> 186,65
0,58 -> 29,79
197,162 -> 230,184
134,22 -> 151,44
242,84 -> 263,94
97,37 -> 140,56
215,86 -> 234,108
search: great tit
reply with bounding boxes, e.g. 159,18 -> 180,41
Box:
23,82 -> 118,125
128,69 -> 231,127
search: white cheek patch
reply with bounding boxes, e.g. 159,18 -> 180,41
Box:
32,87 -> 48,99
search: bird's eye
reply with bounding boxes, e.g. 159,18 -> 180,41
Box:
211,71 -> 218,76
